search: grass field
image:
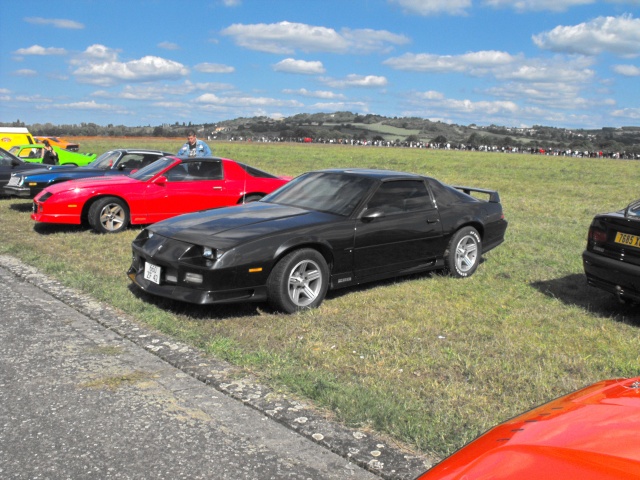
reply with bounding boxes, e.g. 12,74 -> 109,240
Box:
2,137 -> 639,461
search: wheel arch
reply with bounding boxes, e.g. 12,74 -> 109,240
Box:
81,194 -> 130,224
271,239 -> 334,274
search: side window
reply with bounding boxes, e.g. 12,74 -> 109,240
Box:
186,161 -> 223,180
164,163 -> 190,182
119,154 -> 144,170
367,180 -> 431,214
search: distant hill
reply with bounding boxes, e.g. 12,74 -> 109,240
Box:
6,112 -> 640,154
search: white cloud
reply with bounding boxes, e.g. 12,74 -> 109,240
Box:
194,63 -> 235,73
196,93 -> 303,108
388,0 -> 471,16
320,74 -> 388,88
415,91 -> 520,115
72,44 -> 120,63
383,50 -> 517,73
483,0 -> 594,12
273,59 -> 325,74
13,69 -> 37,76
221,21 -> 408,54
282,88 -> 345,99
308,101 -> 369,112
54,100 -> 122,111
14,45 -> 67,56
158,41 -> 180,50
24,17 -> 84,29
613,64 -> 640,75
533,15 -> 640,57
71,45 -> 189,86
611,107 -> 640,119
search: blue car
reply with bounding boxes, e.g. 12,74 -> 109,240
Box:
3,148 -> 172,198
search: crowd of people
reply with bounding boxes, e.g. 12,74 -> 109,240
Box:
215,134 -> 640,160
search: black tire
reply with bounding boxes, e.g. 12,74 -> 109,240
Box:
88,196 -> 130,234
267,249 -> 329,313
445,227 -> 482,278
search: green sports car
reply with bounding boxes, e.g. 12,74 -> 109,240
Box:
9,144 -> 96,166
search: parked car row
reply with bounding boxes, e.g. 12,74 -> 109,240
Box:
5,142 -> 638,477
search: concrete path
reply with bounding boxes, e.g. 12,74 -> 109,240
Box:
0,256 -> 432,479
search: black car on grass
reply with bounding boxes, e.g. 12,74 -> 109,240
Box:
128,168 -> 508,313
583,199 -> 640,303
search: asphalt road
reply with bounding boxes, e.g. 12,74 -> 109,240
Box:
0,256 -> 432,479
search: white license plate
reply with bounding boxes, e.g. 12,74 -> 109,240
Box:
8,176 -> 20,186
144,261 -> 161,284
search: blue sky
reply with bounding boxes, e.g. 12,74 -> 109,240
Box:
1,0 -> 639,129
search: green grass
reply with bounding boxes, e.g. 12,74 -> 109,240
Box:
2,137 -> 640,459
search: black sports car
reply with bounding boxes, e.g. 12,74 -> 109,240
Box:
0,147 -> 50,193
583,199 -> 640,303
3,148 -> 172,198
128,168 -> 508,313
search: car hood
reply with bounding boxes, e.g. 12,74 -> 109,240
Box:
43,174 -> 137,193
418,377 -> 640,479
23,167 -> 104,180
148,202 -> 335,247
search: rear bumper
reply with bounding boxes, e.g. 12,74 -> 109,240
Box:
582,249 -> 640,302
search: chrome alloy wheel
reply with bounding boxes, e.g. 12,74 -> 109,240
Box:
287,259 -> 323,307
455,234 -> 478,274
99,202 -> 126,232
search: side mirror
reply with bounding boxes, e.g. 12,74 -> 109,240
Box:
153,175 -> 168,185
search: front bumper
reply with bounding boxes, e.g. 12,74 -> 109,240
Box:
127,266 -> 268,305
583,249 -> 640,303
3,185 -> 32,198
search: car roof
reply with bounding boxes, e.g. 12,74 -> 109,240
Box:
312,167 -> 426,181
109,149 -> 174,155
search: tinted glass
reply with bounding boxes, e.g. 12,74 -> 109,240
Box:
263,172 -> 375,216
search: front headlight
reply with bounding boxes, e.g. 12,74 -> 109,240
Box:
202,246 -> 225,260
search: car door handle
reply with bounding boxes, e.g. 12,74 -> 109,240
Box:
213,186 -> 222,190
426,216 -> 439,223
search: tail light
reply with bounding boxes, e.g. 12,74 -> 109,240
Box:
588,226 -> 607,243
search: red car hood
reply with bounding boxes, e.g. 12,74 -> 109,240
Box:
418,377 -> 640,480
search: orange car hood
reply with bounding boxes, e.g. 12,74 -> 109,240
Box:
418,377 -> 640,480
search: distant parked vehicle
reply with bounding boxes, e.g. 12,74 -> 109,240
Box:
9,144 -> 96,167
4,148 -> 172,199
0,127 -> 36,150
31,156 -> 291,234
34,136 -> 80,152
583,198 -> 640,303
0,147 -> 51,194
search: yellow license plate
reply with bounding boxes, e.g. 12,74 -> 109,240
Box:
615,232 -> 640,248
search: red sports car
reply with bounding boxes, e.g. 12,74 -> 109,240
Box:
31,156 -> 291,233
416,376 -> 640,480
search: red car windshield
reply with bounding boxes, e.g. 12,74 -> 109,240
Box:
130,157 -> 175,181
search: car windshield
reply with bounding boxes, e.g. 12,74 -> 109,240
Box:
129,157 -> 175,181
262,171 -> 376,216
88,150 -> 121,169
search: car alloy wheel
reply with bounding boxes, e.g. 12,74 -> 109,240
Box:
267,248 -> 329,313
446,226 -> 482,278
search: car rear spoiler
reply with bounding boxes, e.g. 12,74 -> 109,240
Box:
453,186 -> 501,203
